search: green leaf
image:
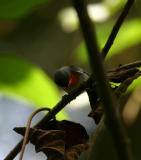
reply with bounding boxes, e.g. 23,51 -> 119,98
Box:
0,55 -> 66,119
75,19 -> 141,63
127,76 -> 141,93
0,0 -> 49,19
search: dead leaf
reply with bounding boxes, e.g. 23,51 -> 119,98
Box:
14,120 -> 89,160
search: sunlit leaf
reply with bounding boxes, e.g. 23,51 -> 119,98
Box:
75,19 -> 141,63
0,55 -> 66,119
0,0 -> 49,19
127,76 -> 141,92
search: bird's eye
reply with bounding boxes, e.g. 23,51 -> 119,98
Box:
54,70 -> 70,87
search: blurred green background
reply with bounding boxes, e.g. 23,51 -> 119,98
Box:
0,0 -> 141,109
0,0 -> 141,160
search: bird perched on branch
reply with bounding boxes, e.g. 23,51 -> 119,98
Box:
54,65 -> 89,93
54,65 -> 101,123
54,62 -> 141,124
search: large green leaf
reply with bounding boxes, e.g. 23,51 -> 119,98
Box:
0,55 -> 66,119
0,0 -> 49,19
75,19 -> 141,63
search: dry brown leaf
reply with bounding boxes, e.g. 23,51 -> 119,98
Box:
14,120 -> 89,160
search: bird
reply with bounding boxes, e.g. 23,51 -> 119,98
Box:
54,65 -> 102,123
54,65 -> 89,93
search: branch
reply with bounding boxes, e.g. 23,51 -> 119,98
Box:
72,0 -> 133,160
102,0 -> 134,58
115,60 -> 141,71
4,77 -> 92,160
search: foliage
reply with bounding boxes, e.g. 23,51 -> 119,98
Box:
0,55 -> 66,119
14,119 -> 89,160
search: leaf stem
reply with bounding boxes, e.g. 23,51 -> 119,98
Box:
19,108 -> 50,160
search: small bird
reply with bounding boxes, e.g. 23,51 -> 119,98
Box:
54,65 -> 102,123
54,65 -> 89,93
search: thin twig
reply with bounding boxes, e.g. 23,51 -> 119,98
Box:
19,108 -> 50,160
115,60 -> 141,71
4,77 -> 92,160
72,0 -> 133,160
102,0 -> 134,58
